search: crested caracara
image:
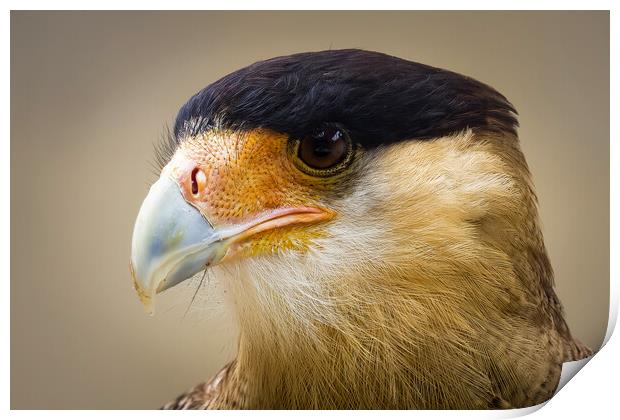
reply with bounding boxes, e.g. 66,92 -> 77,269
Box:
130,49 -> 591,409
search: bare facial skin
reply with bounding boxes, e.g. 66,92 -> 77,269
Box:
133,127 -> 590,409
130,49 -> 591,409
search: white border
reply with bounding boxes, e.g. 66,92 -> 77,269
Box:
1,0 -> 617,10
3,2 -> 616,419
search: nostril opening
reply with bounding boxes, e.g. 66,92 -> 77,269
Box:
190,168 -> 200,195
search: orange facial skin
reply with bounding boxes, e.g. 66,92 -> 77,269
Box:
163,128 -> 338,260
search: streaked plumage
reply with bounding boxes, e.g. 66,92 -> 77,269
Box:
130,49 -> 591,409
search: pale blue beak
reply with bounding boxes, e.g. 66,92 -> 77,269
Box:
130,176 -> 226,313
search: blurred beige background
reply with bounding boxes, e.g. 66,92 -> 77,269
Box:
11,11 -> 609,409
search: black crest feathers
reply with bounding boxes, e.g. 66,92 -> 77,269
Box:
174,49 -> 518,149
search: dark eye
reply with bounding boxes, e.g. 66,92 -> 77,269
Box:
295,126 -> 353,174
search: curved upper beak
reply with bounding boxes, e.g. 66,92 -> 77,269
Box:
130,175 -> 226,314
130,154 -> 335,314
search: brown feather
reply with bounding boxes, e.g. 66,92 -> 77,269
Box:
161,129 -> 591,409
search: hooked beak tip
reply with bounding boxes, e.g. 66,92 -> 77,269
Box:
130,262 -> 155,315
129,175 -> 221,314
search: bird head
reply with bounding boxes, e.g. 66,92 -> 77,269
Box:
130,50 -> 552,406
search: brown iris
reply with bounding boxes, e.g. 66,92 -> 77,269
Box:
292,125 -> 353,176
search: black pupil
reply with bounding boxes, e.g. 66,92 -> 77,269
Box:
312,142 -> 333,157
299,127 -> 347,169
